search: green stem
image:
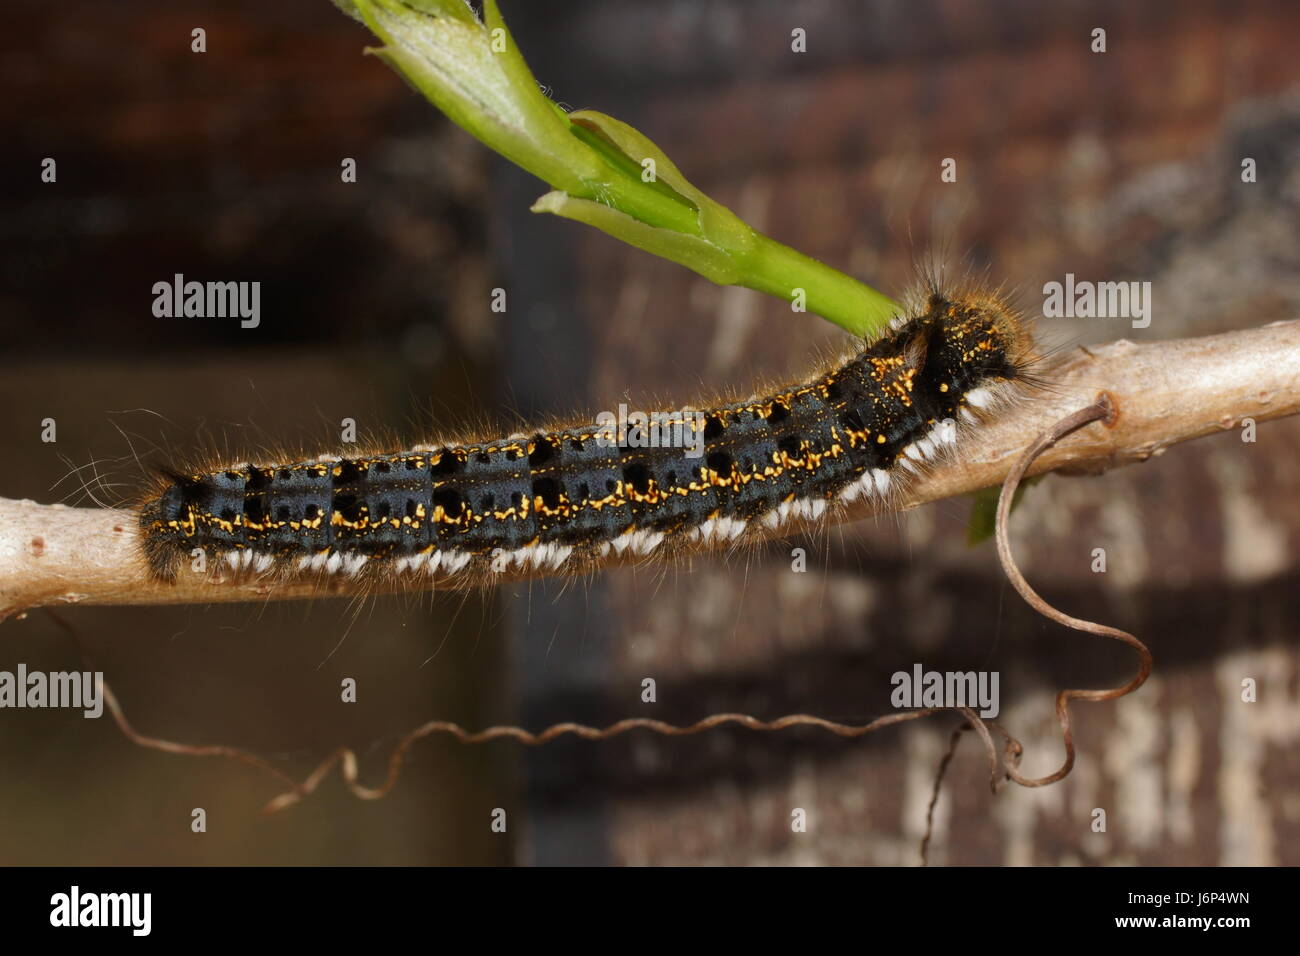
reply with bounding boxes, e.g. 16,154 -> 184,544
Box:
740,236 -> 900,336
567,123 -> 700,227
338,0 -> 903,338
574,174 -> 701,239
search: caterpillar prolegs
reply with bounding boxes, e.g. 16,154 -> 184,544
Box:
138,290 -> 1036,587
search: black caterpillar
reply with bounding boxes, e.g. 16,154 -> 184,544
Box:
138,291 -> 1035,585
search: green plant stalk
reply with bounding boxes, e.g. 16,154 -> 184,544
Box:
568,176 -> 701,240
739,236 -> 900,335
337,0 -> 902,336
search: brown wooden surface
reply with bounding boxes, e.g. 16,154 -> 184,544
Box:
502,0 -> 1300,865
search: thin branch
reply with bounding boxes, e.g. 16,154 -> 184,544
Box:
2,319 -> 1297,619
88,398 -> 1147,818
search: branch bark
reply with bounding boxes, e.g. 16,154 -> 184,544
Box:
2,319 -> 1297,620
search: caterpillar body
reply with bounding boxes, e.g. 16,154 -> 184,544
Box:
138,290 -> 1036,587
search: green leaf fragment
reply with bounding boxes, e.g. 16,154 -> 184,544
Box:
966,475 -> 1044,546
531,192 -> 744,284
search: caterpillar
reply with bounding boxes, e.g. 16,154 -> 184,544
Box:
137,288 -> 1036,588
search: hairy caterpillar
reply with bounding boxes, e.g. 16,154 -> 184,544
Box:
137,288 -> 1036,588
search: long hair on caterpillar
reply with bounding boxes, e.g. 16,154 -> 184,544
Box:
132,280 -> 1042,600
